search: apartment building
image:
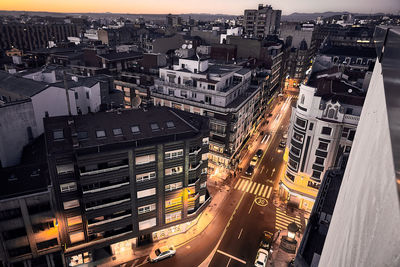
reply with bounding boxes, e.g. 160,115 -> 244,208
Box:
243,4 -> 282,38
0,138 -> 63,267
44,107 -> 210,266
151,56 -> 261,169
280,67 -> 367,212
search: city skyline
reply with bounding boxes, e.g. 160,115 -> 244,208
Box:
1,0 -> 399,16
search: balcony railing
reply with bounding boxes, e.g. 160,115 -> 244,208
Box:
85,198 -> 131,211
343,114 -> 360,124
80,165 -> 128,176
82,182 -> 130,195
189,161 -> 203,171
88,214 -> 131,227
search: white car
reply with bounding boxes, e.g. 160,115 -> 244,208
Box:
149,245 -> 176,263
254,248 -> 269,267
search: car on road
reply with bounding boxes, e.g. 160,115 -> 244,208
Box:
254,248 -> 269,267
256,149 -> 263,158
259,233 -> 273,251
279,139 -> 286,148
245,165 -> 254,176
250,155 -> 258,166
149,245 -> 176,263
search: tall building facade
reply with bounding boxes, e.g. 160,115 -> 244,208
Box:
152,56 -> 261,170
280,68 -> 367,211
44,107 -> 210,266
317,26 -> 400,267
243,4 -> 282,38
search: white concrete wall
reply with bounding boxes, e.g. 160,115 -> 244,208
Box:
31,86 -> 77,133
319,60 -> 400,267
0,101 -> 38,167
73,83 -> 101,114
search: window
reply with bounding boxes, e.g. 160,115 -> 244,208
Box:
205,96 -> 212,104
199,194 -> 206,204
288,159 -> 298,170
63,200 -> 80,210
293,132 -> 304,143
137,188 -> 156,198
315,157 -> 325,165
67,215 -> 82,226
165,166 -> 183,176
86,91 -> 90,99
150,123 -> 160,131
96,130 -> 106,138
348,130 -> 356,141
77,131 -> 88,140
295,118 -> 306,128
192,92 -> 197,98
168,89 -> 174,96
136,172 -> 156,182
165,197 -> 182,207
202,137 -> 209,145
312,171 -> 321,179
74,92 -> 78,99
139,218 -> 156,230
286,172 -> 295,182
56,164 -> 74,175
165,182 -> 183,192
318,142 -> 328,151
165,149 -> 183,159
135,154 -> 155,165
131,125 -> 140,134
180,91 -> 187,98
165,211 -> 181,224
166,121 -> 175,128
70,231 -> 85,243
201,168 -> 208,174
53,130 -> 64,140
60,182 -> 77,193
138,203 -> 156,215
290,146 -> 301,156
309,123 -> 314,131
207,84 -> 215,90
113,128 -> 123,136
321,127 -> 332,135
300,94 -> 305,104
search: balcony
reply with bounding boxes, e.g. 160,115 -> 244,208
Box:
189,161 -> 203,171
85,198 -> 131,212
80,165 -> 128,177
88,214 -> 131,227
83,182 -> 130,195
343,114 -> 360,125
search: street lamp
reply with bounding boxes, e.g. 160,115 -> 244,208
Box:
279,222 -> 299,254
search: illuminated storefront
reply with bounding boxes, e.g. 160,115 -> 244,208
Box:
110,238 -> 137,256
152,214 -> 201,242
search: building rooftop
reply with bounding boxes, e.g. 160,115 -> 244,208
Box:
0,70 -> 49,98
320,46 -> 376,58
97,51 -> 143,61
44,106 -> 209,154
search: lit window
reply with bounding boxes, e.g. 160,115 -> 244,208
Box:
136,172 -> 156,182
165,211 -> 181,224
69,231 -> 84,243
96,130 -> 106,138
165,166 -> 183,176
63,200 -> 80,210
137,188 -> 156,198
165,182 -> 183,192
138,203 -> 156,215
60,182 -> 77,193
165,149 -> 183,159
135,154 -> 155,165
139,218 -> 156,230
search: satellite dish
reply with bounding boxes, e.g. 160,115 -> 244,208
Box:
182,44 -> 188,49
132,96 -> 142,108
187,44 -> 193,49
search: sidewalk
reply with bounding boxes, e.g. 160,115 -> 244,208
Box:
269,229 -> 300,267
96,182 -> 231,267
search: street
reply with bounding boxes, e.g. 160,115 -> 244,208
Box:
127,93 -> 306,267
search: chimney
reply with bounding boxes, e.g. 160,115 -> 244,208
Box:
63,71 -> 72,116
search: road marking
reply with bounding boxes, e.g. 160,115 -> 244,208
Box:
260,166 -> 265,174
241,180 -> 249,191
254,183 -> 261,195
248,199 -> 255,214
238,228 -> 243,239
237,180 -> 246,191
249,182 -> 256,194
262,186 -> 269,197
241,175 -> 251,180
254,197 -> 268,207
258,185 -> 265,196
265,168 -> 269,175
234,179 -> 241,189
266,187 -> 273,199
216,250 -> 247,265
226,257 -> 232,267
245,181 -> 252,192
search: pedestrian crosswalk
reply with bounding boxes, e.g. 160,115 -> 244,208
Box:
275,206 -> 302,231
233,178 -> 273,198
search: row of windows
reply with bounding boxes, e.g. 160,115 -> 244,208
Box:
165,149 -> 183,160
138,203 -> 156,215
165,211 -> 181,224
165,182 -> 183,192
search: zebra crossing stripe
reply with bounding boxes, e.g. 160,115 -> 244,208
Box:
254,184 -> 261,195
237,180 -> 245,191
262,186 -> 268,197
234,179 -> 241,189
240,180 -> 249,191
245,181 -> 252,192
258,185 -> 265,196
249,182 -> 256,194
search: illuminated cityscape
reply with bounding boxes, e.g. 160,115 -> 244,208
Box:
0,1 -> 399,267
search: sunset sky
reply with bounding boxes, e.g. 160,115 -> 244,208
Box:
0,0 -> 399,15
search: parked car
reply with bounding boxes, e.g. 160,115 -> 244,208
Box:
256,149 -> 263,158
259,232 -> 273,251
149,245 -> 176,263
254,248 -> 269,267
250,155 -> 258,166
245,165 -> 254,176
279,140 -> 286,148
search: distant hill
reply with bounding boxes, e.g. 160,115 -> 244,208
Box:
282,11 -> 387,22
